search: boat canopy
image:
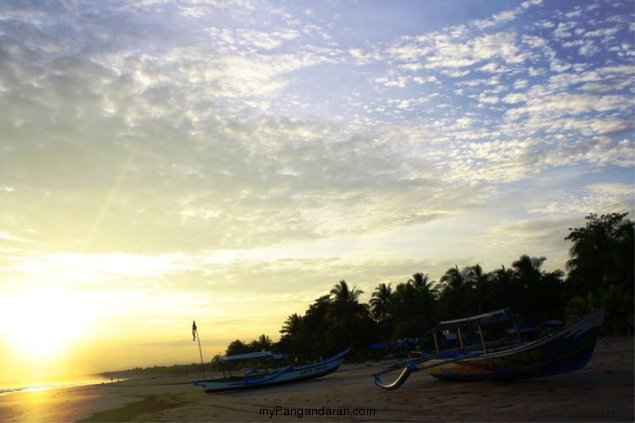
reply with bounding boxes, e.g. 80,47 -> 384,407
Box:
219,351 -> 286,362
439,308 -> 512,329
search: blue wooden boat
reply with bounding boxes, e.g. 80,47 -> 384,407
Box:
194,348 -> 350,392
374,308 -> 605,389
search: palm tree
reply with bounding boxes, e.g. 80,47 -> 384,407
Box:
438,265 -> 474,318
511,255 -> 565,321
278,313 -> 303,355
565,213 -> 634,334
488,265 -> 517,311
330,280 -> 364,313
512,255 -> 545,286
249,334 -> 273,351
370,283 -> 392,322
407,273 -> 438,295
303,295 -> 332,357
280,313 -> 302,338
390,273 -> 439,337
466,264 -> 493,312
440,266 -> 467,293
329,280 -> 369,351
566,212 -> 634,296
226,339 -> 249,356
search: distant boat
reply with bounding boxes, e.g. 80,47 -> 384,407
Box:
374,308 -> 605,389
193,348 -> 350,392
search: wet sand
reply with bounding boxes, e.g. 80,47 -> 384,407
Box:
0,337 -> 632,422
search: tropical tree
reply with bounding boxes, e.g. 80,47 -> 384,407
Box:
302,295 -> 333,357
280,313 -> 302,339
566,212 -> 634,296
488,265 -> 518,311
465,264 -> 494,313
438,266 -> 475,319
370,282 -> 392,322
249,334 -> 273,351
391,273 -> 438,338
408,272 -> 438,325
225,339 -> 250,356
565,212 -> 634,334
370,282 -> 393,340
511,255 -> 565,321
278,313 -> 303,357
329,280 -> 365,318
328,280 -> 373,352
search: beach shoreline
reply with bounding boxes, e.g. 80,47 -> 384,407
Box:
0,336 -> 632,422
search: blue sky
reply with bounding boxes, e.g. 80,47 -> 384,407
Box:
0,0 -> 633,376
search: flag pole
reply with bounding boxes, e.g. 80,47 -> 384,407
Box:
192,320 -> 206,379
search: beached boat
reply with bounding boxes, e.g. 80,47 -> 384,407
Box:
374,308 -> 605,389
193,348 -> 350,392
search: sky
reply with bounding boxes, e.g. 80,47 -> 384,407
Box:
0,0 -> 633,384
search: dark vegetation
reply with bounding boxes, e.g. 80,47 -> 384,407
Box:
229,212 -> 634,361
102,363 -> 206,381
104,213 -> 633,377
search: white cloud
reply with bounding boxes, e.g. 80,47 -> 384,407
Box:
0,0 -> 632,366
472,7 -> 520,30
531,183 -> 635,219
423,32 -> 524,70
553,21 -> 577,39
579,40 -> 600,56
502,92 -> 527,104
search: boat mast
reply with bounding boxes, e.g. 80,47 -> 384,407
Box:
192,320 -> 207,379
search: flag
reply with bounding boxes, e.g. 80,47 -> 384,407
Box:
192,320 -> 197,341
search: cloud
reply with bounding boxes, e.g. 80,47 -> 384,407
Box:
530,182 -> 635,219
0,0 -> 632,318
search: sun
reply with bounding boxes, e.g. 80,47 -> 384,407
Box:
0,289 -> 88,360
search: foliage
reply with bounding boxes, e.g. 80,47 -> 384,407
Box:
219,212 -> 633,359
391,273 -> 438,337
565,212 -> 634,334
328,280 -> 375,353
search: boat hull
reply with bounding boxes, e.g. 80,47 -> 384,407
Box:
428,309 -> 605,381
193,349 -> 349,392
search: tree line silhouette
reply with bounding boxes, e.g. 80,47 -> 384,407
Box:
223,213 -> 634,360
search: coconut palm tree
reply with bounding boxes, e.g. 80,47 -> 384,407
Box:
249,334 -> 273,351
511,255 -> 566,321
329,280 -> 370,352
370,282 -> 392,322
465,264 -> 493,312
407,273 -> 438,298
566,212 -> 634,296
488,265 -> 517,311
390,273 -> 439,337
565,213 -> 634,334
408,272 -> 439,326
512,255 -> 545,286
278,313 -> 303,356
330,280 -> 364,311
280,313 -> 302,338
438,265 -> 475,318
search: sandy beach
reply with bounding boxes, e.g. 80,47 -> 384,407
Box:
0,337 -> 632,422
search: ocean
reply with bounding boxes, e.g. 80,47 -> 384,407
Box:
0,375 -> 112,397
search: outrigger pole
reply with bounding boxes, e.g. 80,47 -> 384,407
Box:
192,320 -> 207,379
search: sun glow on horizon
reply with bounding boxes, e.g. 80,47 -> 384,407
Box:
0,289 -> 94,361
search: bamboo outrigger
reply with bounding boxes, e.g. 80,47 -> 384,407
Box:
194,348 -> 350,392
374,308 -> 605,389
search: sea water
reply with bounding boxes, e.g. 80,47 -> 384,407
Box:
0,375 -> 112,397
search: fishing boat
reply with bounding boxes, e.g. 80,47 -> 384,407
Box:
193,348 -> 350,392
374,308 -> 605,389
